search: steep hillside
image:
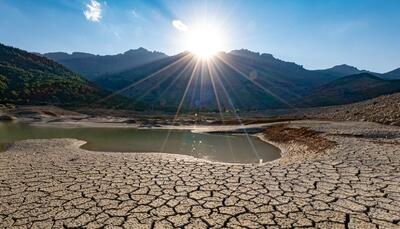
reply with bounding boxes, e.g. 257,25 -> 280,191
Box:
44,48 -> 167,80
0,43 -> 132,108
299,73 -> 400,107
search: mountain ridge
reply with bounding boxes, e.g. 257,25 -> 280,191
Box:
93,51 -> 338,110
43,48 -> 168,80
44,47 -> 400,81
4,43 -> 400,111
91,49 -> 400,110
314,64 -> 364,77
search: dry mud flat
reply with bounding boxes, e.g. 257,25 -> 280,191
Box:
0,121 -> 400,228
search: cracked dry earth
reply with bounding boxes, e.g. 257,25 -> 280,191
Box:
1,121 -> 400,228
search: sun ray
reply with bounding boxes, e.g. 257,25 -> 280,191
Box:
188,63 -> 202,110
206,60 -> 237,162
206,61 -> 224,119
209,58 -> 247,109
207,58 -> 261,160
215,55 -> 298,110
227,53 -> 304,101
132,55 -> 196,106
161,58 -> 202,152
158,58 -> 197,99
174,58 -> 202,120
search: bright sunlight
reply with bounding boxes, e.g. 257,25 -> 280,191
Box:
184,24 -> 225,59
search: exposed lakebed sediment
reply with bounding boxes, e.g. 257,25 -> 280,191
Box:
0,121 -> 399,228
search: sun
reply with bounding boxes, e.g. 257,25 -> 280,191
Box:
184,24 -> 225,59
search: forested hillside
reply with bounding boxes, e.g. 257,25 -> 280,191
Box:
0,43 -> 134,109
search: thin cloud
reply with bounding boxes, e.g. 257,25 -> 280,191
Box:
84,0 -> 102,22
172,20 -> 188,32
132,9 -> 139,17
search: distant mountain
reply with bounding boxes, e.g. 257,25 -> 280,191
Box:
383,68 -> 400,80
11,43 -> 400,111
94,50 -> 340,111
315,64 -> 400,80
44,48 -> 167,80
315,64 -> 364,78
0,43 -> 133,108
44,52 -> 95,60
298,73 -> 400,107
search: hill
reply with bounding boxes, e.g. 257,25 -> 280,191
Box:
383,68 -> 400,80
44,48 -> 167,80
300,92 -> 400,126
0,43 -> 133,108
315,64 -> 400,80
298,73 -> 400,107
314,64 -> 366,78
94,50 -> 339,111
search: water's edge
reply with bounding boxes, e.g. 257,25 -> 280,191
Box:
0,121 -> 282,164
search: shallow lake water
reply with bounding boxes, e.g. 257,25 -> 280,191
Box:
0,122 -> 281,163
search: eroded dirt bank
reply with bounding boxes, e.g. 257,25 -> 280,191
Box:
1,121 -> 399,228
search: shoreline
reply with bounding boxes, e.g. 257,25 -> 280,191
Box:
1,120 -> 400,228
4,119 -> 398,166
1,119 -> 285,165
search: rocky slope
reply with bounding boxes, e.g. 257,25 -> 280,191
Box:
300,93 -> 400,126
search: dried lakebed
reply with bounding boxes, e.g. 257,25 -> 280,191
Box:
0,120 -> 400,228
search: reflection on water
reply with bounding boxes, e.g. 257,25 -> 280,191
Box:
0,122 -> 280,163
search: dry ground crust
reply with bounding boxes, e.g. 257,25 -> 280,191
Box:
1,121 -> 400,228
262,124 -> 336,152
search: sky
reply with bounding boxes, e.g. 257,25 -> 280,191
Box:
0,0 -> 399,73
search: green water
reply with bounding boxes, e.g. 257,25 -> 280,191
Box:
0,122 -> 280,163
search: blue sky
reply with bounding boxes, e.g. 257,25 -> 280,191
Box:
0,0 -> 399,72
